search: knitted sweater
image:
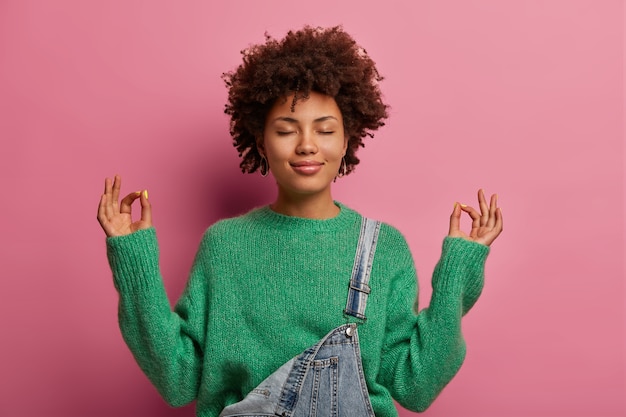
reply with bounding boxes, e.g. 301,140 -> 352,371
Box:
106,202 -> 489,417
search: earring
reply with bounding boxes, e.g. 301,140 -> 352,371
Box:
260,156 -> 269,177
337,157 -> 347,178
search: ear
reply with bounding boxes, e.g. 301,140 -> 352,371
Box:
342,136 -> 348,156
256,135 -> 265,157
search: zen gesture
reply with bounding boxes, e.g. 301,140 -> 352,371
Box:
97,175 -> 152,237
449,189 -> 503,247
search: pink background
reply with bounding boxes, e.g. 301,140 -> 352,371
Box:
0,1 -> 624,416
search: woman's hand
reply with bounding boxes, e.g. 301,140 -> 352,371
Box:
97,175 -> 152,237
448,189 -> 503,246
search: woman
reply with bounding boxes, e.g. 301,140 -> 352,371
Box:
98,26 -> 502,417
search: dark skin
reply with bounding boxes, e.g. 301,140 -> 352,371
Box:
97,175 -> 151,237
449,189 -> 503,246
97,175 -> 502,245
99,93 -> 502,242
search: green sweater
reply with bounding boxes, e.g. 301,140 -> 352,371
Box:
106,202 -> 489,417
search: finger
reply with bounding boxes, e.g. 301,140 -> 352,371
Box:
494,207 -> 503,234
460,204 -> 482,239
112,174 -> 121,206
103,177 -> 114,219
103,176 -> 111,195
97,193 -> 108,227
487,193 -> 498,229
139,190 -> 152,226
120,191 -> 141,215
97,194 -> 116,237
477,207 -> 504,246
448,202 -> 461,236
478,189 -> 489,226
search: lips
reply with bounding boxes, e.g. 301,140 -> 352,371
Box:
290,160 -> 324,175
291,160 -> 323,167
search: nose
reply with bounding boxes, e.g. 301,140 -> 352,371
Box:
295,129 -> 318,155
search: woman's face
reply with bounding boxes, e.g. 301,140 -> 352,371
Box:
260,91 -> 347,200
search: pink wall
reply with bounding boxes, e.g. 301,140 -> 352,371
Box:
1,1 -> 623,416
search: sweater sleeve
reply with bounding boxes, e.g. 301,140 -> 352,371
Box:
379,236 -> 489,411
106,227 -> 210,407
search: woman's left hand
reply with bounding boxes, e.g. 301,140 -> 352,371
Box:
448,189 -> 503,247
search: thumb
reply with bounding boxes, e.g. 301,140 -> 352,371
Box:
448,202 -> 461,236
139,189 -> 153,227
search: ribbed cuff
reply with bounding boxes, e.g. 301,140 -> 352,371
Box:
432,237 -> 490,313
106,227 -> 161,293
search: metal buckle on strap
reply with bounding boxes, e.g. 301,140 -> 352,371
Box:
343,310 -> 367,325
349,282 -> 371,294
343,217 -> 380,326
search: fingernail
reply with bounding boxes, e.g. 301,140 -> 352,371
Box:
454,202 -> 458,209
143,190 -> 149,199
135,191 -> 141,195
460,203 -> 468,207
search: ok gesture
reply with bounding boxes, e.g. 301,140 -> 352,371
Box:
97,175 -> 152,237
449,189 -> 503,247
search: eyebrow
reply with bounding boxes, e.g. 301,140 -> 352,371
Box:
270,116 -> 339,124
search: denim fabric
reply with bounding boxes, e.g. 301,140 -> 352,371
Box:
344,218 -> 380,322
219,324 -> 374,417
219,217 -> 380,417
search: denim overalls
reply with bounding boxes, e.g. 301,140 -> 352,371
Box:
219,217 -> 381,417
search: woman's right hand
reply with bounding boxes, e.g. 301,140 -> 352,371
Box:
97,175 -> 152,237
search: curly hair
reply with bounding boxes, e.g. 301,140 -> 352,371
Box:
222,26 -> 389,175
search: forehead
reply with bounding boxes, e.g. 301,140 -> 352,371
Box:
266,91 -> 343,123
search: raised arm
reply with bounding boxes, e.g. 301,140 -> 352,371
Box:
380,189 -> 502,411
98,175 -> 207,406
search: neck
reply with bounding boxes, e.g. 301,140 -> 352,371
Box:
270,189 -> 340,219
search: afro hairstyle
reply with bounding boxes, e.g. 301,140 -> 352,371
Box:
222,25 -> 389,175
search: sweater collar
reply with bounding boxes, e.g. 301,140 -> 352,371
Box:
252,201 -> 360,232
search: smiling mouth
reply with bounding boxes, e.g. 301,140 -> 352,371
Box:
290,160 -> 324,167
290,161 -> 324,175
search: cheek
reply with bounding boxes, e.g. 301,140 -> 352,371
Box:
264,142 -> 290,164
322,140 -> 347,159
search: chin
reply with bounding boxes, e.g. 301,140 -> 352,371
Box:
278,180 -> 333,197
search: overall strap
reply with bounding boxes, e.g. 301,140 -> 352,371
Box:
344,217 -> 381,323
